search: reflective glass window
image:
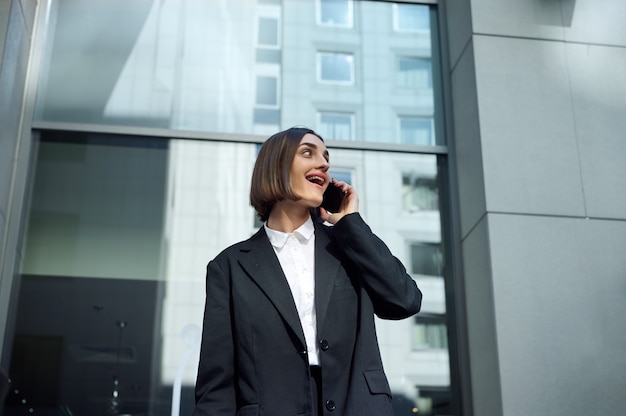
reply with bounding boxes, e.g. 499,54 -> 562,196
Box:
414,314 -> 449,350
33,0 -> 442,146
258,17 -> 279,46
394,3 -> 431,32
318,112 -> 354,141
410,242 -> 444,276
402,172 -> 439,212
7,133 -> 451,415
397,56 -> 432,89
11,1 -> 455,415
318,0 -> 353,27
399,116 -> 435,145
255,76 -> 279,107
318,52 -> 354,84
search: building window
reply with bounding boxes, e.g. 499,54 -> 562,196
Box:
402,173 -> 438,212
318,52 -> 354,85
318,112 -> 354,141
253,108 -> 280,125
328,169 -> 352,185
255,76 -> 278,107
257,17 -> 279,47
410,242 -> 443,277
397,57 -> 432,89
393,3 -> 430,32
317,0 -> 353,27
413,313 -> 448,350
399,116 -> 434,146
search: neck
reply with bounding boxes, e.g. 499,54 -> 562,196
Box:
267,202 -> 311,233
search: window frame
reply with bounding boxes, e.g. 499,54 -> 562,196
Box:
396,55 -> 433,89
255,75 -> 280,108
392,3 -> 431,33
256,16 -> 281,49
317,111 -> 356,141
316,0 -> 354,28
316,51 -> 356,86
398,115 -> 436,146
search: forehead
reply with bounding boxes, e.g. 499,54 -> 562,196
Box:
299,133 -> 326,151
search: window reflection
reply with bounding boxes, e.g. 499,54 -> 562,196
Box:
400,116 -> 435,145
414,314 -> 449,350
257,17 -> 279,46
9,135 -> 450,415
35,0 -> 440,145
318,0 -> 353,27
318,112 -> 354,141
318,52 -> 355,84
394,3 -> 431,32
402,173 -> 439,212
18,0 -> 452,414
255,76 -> 279,106
397,56 -> 433,89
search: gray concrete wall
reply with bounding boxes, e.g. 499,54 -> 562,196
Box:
0,0 -> 37,361
446,0 -> 626,414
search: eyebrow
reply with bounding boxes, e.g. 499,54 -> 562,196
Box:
300,142 -> 330,159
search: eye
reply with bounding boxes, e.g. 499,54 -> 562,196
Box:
302,149 -> 312,156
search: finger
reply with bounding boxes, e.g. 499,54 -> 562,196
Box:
319,207 -> 331,222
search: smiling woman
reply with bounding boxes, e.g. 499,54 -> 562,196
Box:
284,135 -> 330,209
193,126 -> 422,416
249,127 -> 330,223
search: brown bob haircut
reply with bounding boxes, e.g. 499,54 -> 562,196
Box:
250,127 -> 324,222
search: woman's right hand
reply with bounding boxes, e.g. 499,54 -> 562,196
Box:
319,179 -> 358,224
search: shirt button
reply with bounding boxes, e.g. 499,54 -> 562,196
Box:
325,400 -> 336,411
319,339 -> 329,351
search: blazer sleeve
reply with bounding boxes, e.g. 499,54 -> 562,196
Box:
331,212 -> 422,319
193,259 -> 237,416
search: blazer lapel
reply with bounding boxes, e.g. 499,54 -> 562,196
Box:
238,228 -> 306,346
314,221 -> 342,332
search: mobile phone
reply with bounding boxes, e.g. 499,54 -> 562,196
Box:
321,184 -> 345,213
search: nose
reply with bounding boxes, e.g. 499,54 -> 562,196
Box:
318,156 -> 329,171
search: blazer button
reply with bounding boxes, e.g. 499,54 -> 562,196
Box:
319,339 -> 329,351
325,400 -> 336,411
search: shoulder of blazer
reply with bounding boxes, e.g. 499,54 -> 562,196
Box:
237,226 -> 269,253
211,227 -> 269,263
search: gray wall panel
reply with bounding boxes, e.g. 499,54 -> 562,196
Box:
566,43 -> 626,220
471,0 -> 565,41
489,213 -> 626,415
451,42 -> 487,238
462,215 -> 502,416
447,1 -> 626,414
443,0 -> 472,69
474,35 -> 586,217
562,0 -> 626,47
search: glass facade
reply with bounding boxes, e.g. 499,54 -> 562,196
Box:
34,0 -> 442,146
5,1 -> 453,415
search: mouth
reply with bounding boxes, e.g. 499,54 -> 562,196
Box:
305,174 -> 327,188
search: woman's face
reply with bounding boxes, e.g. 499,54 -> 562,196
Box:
288,133 -> 330,208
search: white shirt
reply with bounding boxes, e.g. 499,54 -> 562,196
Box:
264,217 -> 319,365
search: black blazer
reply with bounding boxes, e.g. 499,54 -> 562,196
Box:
194,213 -> 422,416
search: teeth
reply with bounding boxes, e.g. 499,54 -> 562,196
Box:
307,175 -> 325,185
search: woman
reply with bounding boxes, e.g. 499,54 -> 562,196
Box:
193,127 -> 422,416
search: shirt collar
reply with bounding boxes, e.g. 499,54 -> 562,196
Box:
265,217 -> 315,249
